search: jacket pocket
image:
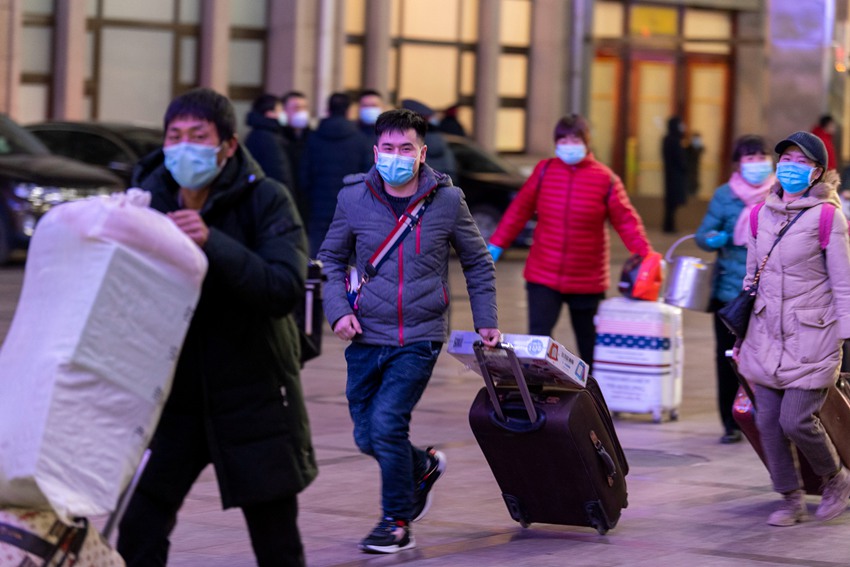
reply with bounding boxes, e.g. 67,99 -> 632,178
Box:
793,307 -> 837,363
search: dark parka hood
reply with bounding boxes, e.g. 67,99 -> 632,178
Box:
245,110 -> 282,132
132,143 -> 267,209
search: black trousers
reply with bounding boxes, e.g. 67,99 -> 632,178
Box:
711,299 -> 741,434
526,282 -> 603,370
117,412 -> 305,567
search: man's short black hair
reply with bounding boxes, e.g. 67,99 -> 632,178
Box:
251,93 -> 280,114
375,109 -> 427,145
328,92 -> 351,117
282,91 -> 306,105
359,89 -> 382,101
164,87 -> 236,141
819,114 -> 835,128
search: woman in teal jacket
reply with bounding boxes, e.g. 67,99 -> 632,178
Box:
695,135 -> 774,444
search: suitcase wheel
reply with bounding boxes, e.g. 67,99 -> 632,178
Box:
585,500 -> 612,535
503,494 -> 530,528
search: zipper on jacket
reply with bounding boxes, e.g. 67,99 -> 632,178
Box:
398,243 -> 405,345
416,222 -> 421,254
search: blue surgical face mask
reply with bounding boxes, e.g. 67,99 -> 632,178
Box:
359,106 -> 381,125
163,142 -> 224,191
376,152 -> 418,187
556,143 -> 587,165
740,160 -> 773,186
775,161 -> 816,195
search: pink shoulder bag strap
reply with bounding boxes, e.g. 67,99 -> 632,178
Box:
751,201 -> 836,250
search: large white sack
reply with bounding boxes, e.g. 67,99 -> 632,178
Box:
0,189 -> 207,521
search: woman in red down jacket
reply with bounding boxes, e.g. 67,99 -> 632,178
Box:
487,114 -> 653,367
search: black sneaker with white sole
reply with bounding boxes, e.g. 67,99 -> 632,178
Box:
359,517 -> 415,554
411,447 -> 447,522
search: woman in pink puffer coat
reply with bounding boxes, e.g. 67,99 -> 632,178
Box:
737,131 -> 850,528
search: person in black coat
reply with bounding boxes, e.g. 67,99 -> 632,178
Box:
357,89 -> 383,146
662,116 -> 688,233
438,104 -> 467,137
244,93 -> 296,195
300,92 -> 373,256
117,88 -> 317,567
401,98 -> 458,183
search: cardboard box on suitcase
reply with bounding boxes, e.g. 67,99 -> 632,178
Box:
465,342 -> 628,534
448,331 -> 588,389
593,297 -> 683,422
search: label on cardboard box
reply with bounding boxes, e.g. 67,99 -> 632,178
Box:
447,331 -> 587,389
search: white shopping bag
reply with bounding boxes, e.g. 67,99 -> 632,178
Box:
0,189 -> 207,521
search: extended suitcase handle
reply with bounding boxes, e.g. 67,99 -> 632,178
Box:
473,341 -> 538,424
590,430 -> 618,487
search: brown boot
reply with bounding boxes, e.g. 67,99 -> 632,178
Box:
767,490 -> 806,526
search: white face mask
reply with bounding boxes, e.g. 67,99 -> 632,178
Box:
359,107 -> 382,125
290,110 -> 310,129
276,111 -> 288,127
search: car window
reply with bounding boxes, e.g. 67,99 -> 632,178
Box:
448,140 -> 514,175
0,115 -> 51,155
33,129 -> 128,168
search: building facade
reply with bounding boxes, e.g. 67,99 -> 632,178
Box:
0,0 -> 847,198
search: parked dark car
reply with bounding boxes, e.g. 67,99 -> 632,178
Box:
0,115 -> 123,263
442,134 -> 532,244
25,121 -> 162,184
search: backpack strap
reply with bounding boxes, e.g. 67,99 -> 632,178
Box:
750,201 -> 766,238
819,203 -> 837,250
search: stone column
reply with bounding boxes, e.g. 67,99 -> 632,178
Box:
364,0 -> 391,95
474,0 -> 500,151
526,0 -> 570,155
0,0 -> 21,118
266,0 -> 319,104
764,0 -> 835,144
52,0 -> 86,120
199,0 -> 230,93
313,0 -> 345,117
732,10 -> 767,141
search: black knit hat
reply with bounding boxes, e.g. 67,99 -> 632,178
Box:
774,131 -> 828,167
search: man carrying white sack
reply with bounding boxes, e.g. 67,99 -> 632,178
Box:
117,88 -> 317,567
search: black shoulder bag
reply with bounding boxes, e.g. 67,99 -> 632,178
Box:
718,208 -> 808,337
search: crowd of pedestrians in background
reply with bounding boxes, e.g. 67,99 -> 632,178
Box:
99,81 -> 850,566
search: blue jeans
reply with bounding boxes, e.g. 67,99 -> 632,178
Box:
345,341 -> 442,520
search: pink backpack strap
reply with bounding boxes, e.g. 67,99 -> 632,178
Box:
819,204 -> 837,250
750,202 -> 766,238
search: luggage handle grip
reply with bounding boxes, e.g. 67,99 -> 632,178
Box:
473,341 -> 538,423
590,430 -> 617,487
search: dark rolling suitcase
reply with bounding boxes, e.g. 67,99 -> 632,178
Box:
730,352 -> 850,495
468,342 -> 628,534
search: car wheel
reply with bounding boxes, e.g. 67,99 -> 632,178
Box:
470,204 -> 502,242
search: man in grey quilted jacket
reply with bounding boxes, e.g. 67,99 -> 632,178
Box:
318,109 -> 499,554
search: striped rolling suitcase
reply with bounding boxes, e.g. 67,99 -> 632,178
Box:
468,342 -> 628,534
593,297 -> 683,422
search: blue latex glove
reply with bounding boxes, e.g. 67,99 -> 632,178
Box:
487,244 -> 504,262
705,231 -> 729,249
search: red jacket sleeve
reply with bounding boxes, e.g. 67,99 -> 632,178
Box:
606,175 -> 653,256
489,159 -> 551,248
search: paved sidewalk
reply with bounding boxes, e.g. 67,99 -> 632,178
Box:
19,227 -> 840,566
